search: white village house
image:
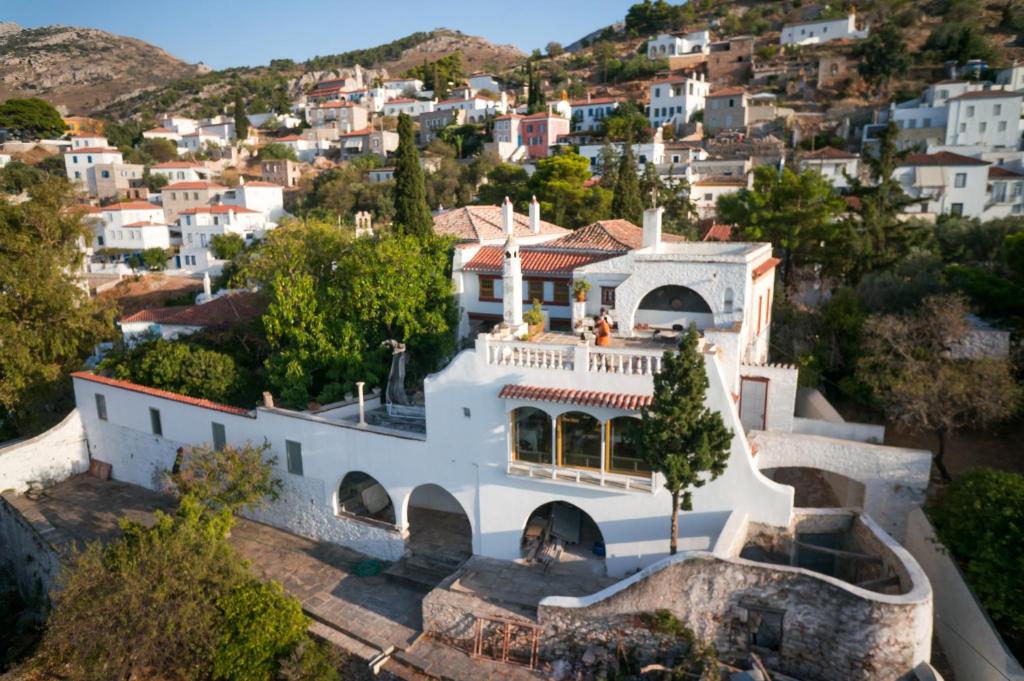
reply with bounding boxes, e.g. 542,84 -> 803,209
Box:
780,11 -> 868,46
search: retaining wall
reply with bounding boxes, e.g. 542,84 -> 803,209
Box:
0,410 -> 89,494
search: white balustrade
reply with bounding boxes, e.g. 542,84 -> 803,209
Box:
588,347 -> 664,376
508,459 -> 655,494
483,336 -> 666,376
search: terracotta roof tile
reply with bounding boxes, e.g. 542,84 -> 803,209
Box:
708,86 -> 746,97
65,147 -> 120,154
701,223 -> 732,241
989,166 -> 1024,178
464,247 -> 610,274
543,219 -> 684,252
899,151 -> 989,167
120,291 -> 266,328
801,146 -> 858,160
433,205 -> 568,242
947,90 -> 1022,101
752,257 -> 781,280
499,384 -> 652,410
163,181 -> 228,190
152,161 -> 202,169
177,205 -> 259,215
101,201 -> 162,212
72,371 -> 253,417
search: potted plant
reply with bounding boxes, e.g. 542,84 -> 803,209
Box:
523,299 -> 545,338
572,278 -> 591,302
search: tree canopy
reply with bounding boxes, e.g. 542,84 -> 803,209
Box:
527,152 -> 611,228
0,98 -> 66,139
611,140 -> 644,224
392,113 -> 434,237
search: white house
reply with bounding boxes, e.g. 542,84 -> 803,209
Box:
382,77 -> 424,94
0,153 -> 10,168
648,73 -> 709,131
944,90 -> 1023,150
692,175 -> 749,218
467,74 -> 502,93
220,180 -> 286,222
149,161 -> 212,184
119,290 -> 265,344
274,134 -> 320,163
93,201 -> 170,251
178,130 -> 226,154
63,140 -> 125,195
983,166 -> 1024,218
570,97 -> 619,133
178,205 -> 271,271
382,98 -> 437,118
646,31 -> 711,59
798,147 -> 860,190
780,12 -> 868,46
436,93 -> 508,123
893,151 -> 990,219
579,140 -> 665,173
996,62 -> 1024,91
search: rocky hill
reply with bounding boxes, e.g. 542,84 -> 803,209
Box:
382,28 -> 524,74
0,23 -> 203,116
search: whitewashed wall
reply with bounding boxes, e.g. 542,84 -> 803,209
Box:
0,410 -> 89,494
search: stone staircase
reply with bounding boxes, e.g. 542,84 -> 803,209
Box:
384,549 -> 468,590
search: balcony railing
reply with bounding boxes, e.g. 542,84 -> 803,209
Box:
485,341 -> 574,370
507,459 -> 657,493
480,335 -> 667,377
588,347 -> 663,376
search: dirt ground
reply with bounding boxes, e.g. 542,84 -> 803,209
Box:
98,274 -> 202,317
885,421 -> 1024,480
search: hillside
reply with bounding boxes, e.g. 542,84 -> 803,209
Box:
99,28 -> 525,121
0,23 -> 203,116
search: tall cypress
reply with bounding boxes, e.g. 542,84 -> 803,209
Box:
233,93 -> 248,142
392,113 -> 433,238
612,139 -> 643,224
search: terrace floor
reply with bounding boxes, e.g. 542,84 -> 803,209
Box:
530,330 -> 682,350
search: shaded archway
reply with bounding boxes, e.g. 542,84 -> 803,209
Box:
406,484 -> 472,566
635,285 -> 714,331
521,501 -> 606,577
761,467 -> 866,509
336,471 -> 396,525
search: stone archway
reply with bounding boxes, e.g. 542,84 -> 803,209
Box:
614,274 -> 719,338
521,501 -> 606,577
405,483 -> 472,566
336,471 -> 396,525
634,284 -> 714,331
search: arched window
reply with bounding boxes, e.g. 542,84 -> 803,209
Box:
559,412 -> 602,469
512,407 -> 552,464
608,417 -> 650,474
337,471 -> 396,525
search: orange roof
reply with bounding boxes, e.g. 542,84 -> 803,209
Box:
101,201 -> 161,212
708,87 -> 746,97
570,97 -> 618,106
65,147 -> 120,154
122,221 -> 167,228
499,384 -> 652,410
386,98 -> 418,104
71,371 -> 253,417
239,181 -> 282,188
177,205 -> 259,215
989,166 -> 1024,178
152,161 -> 202,169
120,291 -> 266,329
145,127 -> 175,133
433,205 -> 568,242
702,223 -> 732,241
463,246 -> 610,274
543,219 -> 684,252
163,181 -> 227,190
948,90 -> 1022,101
899,152 -> 988,167
801,146 -> 858,160
338,127 -> 373,137
752,257 -> 781,280
276,134 -> 303,142
314,101 -> 356,108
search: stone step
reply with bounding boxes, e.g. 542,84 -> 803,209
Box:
384,552 -> 466,590
304,600 -> 388,654
307,620 -> 381,662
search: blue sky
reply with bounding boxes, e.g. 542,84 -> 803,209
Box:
6,0 -> 632,70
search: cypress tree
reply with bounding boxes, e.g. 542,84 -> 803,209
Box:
636,327 -> 732,555
233,93 -> 248,142
612,139 -> 643,224
392,113 -> 433,237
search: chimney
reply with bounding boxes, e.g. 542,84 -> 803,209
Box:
202,271 -> 212,297
529,196 -> 541,234
501,196 -> 514,234
262,391 -> 275,408
643,207 -> 664,250
502,234 -> 523,327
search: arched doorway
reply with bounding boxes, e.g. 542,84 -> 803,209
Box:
521,501 -> 606,577
635,285 -> 714,331
406,484 -> 472,567
336,471 -> 396,525
761,467 -> 866,509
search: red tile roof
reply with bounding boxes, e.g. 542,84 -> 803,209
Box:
948,90 -> 1022,101
102,201 -> 162,212
694,176 -> 747,187
177,205 -> 259,215
899,152 -> 989,167
122,221 -> 167,228
570,97 -> 618,106
801,146 -> 858,160
164,181 -> 227,190
752,257 -> 781,280
120,291 -> 266,328
239,181 -> 283,188
543,219 -> 685,252
314,101 -> 356,108
433,205 -> 568,242
464,247 -> 610,274
708,86 -> 746,97
499,384 -> 652,410
276,134 -> 303,142
386,98 -> 418,104
701,223 -> 732,241
989,166 -> 1024,178
65,147 -> 120,154
338,127 -> 374,137
71,371 -> 253,417
152,161 -> 202,168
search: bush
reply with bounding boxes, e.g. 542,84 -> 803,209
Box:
141,247 -> 169,271
211,233 -> 246,261
259,142 -> 298,161
168,442 -> 281,514
213,580 -> 308,681
103,339 -> 248,404
277,639 -> 342,681
931,468 -> 1024,642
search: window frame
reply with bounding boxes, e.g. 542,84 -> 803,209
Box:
212,422 -> 226,451
285,440 -> 303,476
95,394 -> 107,421
149,408 -> 162,436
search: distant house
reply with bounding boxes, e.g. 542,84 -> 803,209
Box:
704,88 -> 750,135
305,101 -> 370,131
646,31 -> 711,59
160,181 -> 228,224
149,161 -> 212,184
260,159 -> 302,188
419,108 -> 464,146
707,36 -> 754,86
488,113 -> 524,161
692,175 -> 749,218
368,167 -> 395,183
569,97 -> 619,133
519,112 -> 571,159
63,137 -> 127,196
435,93 -> 508,122
382,98 -> 436,118
119,291 -> 266,345
892,151 -> 989,219
799,147 -> 859,190
467,74 -> 502,93
91,201 -> 170,253
648,73 -> 709,132
338,128 -> 399,161
274,134 -> 320,163
780,12 -> 869,46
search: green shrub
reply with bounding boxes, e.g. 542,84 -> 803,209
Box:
277,640 -> 342,681
931,468 -> 1024,641
213,580 -> 308,681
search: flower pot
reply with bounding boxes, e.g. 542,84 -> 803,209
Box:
527,323 -> 544,337
575,294 -> 587,302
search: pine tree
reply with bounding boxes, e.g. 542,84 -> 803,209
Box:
392,113 -> 433,238
612,139 -> 643,224
233,93 -> 248,143
636,327 -> 732,555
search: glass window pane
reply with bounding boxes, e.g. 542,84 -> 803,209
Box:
95,394 -> 107,421
513,408 -> 551,464
149,408 -> 162,436
552,281 -> 569,305
212,422 -> 226,451
609,417 -> 650,474
286,440 -> 303,476
560,412 -> 602,469
527,280 -> 544,302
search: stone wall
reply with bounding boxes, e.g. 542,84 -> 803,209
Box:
0,494 -> 62,599
0,410 -> 89,494
539,549 -> 932,681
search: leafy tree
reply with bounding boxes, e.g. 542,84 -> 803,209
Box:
31,497 -> 248,680
212,580 -> 307,681
717,166 -> 848,289
144,170 -> 169,193
546,41 -> 565,57
642,163 -> 697,237
277,640 -> 342,681
141,137 -> 179,163
0,98 -> 66,139
141,247 -> 169,270
626,0 -> 680,34
926,21 -> 1001,65
0,179 -> 114,438
528,152 -> 611,228
259,142 -> 298,161
392,113 -> 433,237
234,92 -> 249,142
856,294 -> 1021,480
0,160 -> 46,193
857,21 -> 910,93
168,442 -> 281,514
478,163 -> 530,206
600,101 -> 651,142
1005,231 -> 1024,279
103,339 -> 247,405
637,327 -> 732,555
612,139 -> 643,224
931,468 -> 1024,643
211,233 -> 246,260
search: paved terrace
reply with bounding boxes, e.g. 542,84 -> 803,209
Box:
4,475 -> 570,680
